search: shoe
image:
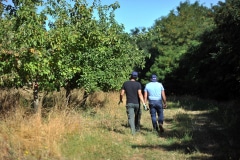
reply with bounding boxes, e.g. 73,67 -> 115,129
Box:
151,126 -> 159,135
159,124 -> 164,133
135,129 -> 140,133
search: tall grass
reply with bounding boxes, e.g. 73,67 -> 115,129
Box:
0,105 -> 82,159
0,89 -> 238,159
0,89 -> 83,159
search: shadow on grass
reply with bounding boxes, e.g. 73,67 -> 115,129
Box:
168,95 -> 218,111
119,123 -> 153,133
131,110 -> 238,160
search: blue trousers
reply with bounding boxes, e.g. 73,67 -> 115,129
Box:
149,100 -> 164,130
126,103 -> 141,135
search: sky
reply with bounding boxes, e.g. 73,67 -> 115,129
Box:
96,0 -> 223,33
3,0 -> 223,33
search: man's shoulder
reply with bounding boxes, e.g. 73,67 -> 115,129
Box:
147,82 -> 161,84
146,82 -> 162,87
122,80 -> 129,86
123,80 -> 139,85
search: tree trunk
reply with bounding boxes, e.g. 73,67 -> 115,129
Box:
65,85 -> 71,107
33,81 -> 40,114
81,90 -> 88,108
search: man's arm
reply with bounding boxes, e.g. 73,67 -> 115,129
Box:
142,90 -> 149,110
161,90 -> 167,108
119,89 -> 125,104
137,89 -> 145,104
144,91 -> 148,103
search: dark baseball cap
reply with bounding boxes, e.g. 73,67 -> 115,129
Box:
151,74 -> 158,82
130,71 -> 138,78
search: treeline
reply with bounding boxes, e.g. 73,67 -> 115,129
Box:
133,0 -> 240,101
0,0 -> 239,101
0,0 -> 146,97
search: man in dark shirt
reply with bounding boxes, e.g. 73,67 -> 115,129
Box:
119,71 -> 146,135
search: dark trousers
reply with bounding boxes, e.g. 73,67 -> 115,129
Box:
126,103 -> 142,135
149,100 -> 164,130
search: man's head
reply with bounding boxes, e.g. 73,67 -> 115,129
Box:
150,74 -> 158,82
130,71 -> 138,79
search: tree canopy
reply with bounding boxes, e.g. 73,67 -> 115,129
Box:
0,0 -> 146,95
1,0 -> 239,101
131,0 -> 239,101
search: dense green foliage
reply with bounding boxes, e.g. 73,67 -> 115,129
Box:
133,1 -> 214,83
0,0 -> 146,94
164,0 -> 240,100
150,1 -> 214,81
1,0 -> 240,101
132,0 -> 239,101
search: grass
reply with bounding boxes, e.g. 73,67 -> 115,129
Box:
0,89 -> 239,159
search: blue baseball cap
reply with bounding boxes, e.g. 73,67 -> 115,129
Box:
151,74 -> 158,82
130,71 -> 138,78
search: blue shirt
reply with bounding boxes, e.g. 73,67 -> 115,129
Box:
144,82 -> 164,101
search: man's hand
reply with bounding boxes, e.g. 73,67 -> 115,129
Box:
163,103 -> 167,109
143,104 -> 149,111
118,100 -> 123,105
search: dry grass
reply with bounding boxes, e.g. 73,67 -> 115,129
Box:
0,88 -> 82,159
0,107 -> 83,159
0,88 -> 122,159
0,88 -> 238,159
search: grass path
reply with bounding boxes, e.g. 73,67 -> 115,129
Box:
62,95 -> 230,160
1,90 -> 235,159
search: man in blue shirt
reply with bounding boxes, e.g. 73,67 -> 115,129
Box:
119,71 -> 146,135
144,74 -> 167,134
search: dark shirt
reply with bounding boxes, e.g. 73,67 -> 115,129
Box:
121,80 -> 141,104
